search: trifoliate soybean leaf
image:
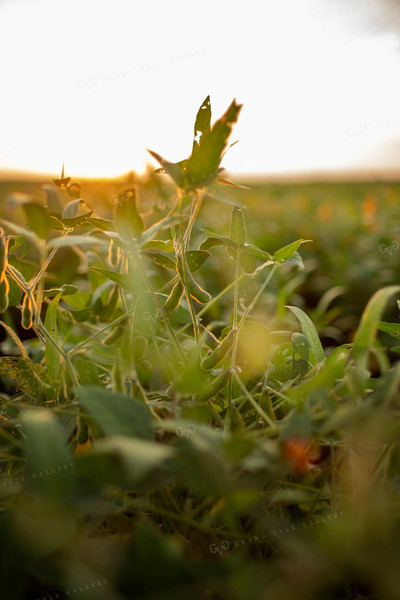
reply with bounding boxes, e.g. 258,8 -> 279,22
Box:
274,239 -> 311,264
91,266 -> 135,290
286,305 -> 325,363
63,198 -> 82,219
78,386 -> 154,439
192,95 -> 211,155
185,98 -> 242,190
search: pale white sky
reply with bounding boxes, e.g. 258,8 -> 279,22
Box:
1,0 -> 400,179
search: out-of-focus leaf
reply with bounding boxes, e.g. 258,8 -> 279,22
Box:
0,219 -> 40,245
61,210 -> 94,228
63,198 -> 82,219
20,408 -> 74,499
47,235 -> 108,249
23,203 -> 51,239
76,435 -> 174,487
353,286 -> 400,371
42,184 -> 63,219
115,188 -> 144,240
78,386 -> 154,439
141,249 -> 176,270
91,266 -> 135,290
141,239 -> 175,252
88,217 -> 115,231
378,321 -> 400,339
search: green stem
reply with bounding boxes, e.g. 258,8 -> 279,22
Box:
131,245 -> 187,365
68,307 -> 136,355
232,369 -> 278,430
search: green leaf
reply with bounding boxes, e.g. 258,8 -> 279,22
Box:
90,266 -> 135,290
44,292 -> 62,380
274,239 -> 311,264
115,189 -> 144,240
186,250 -> 210,272
23,203 -> 51,239
147,150 -> 186,188
230,206 -> 247,245
47,235 -> 108,249
378,321 -> 400,339
43,284 -> 79,298
216,176 -> 250,190
353,286 -> 400,371
78,386 -> 154,439
285,251 -> 304,269
141,239 -> 175,252
63,198 -> 82,218
61,210 -> 94,228
42,185 -> 63,219
20,408 -> 74,498
185,98 -> 242,190
0,219 -> 40,246
192,95 -> 211,155
141,249 -> 176,270
242,243 -> 273,262
76,435 -> 174,487
88,217 -> 115,232
49,216 -> 65,230
200,229 -> 237,250
286,305 -> 325,363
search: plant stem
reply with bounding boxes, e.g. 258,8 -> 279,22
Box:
130,244 -> 187,365
232,369 -> 278,430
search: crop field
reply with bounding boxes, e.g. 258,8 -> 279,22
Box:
0,98 -> 400,600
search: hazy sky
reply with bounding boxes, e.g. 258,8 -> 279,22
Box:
1,0 -> 400,179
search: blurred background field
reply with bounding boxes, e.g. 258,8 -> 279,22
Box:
3,173 -> 399,350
